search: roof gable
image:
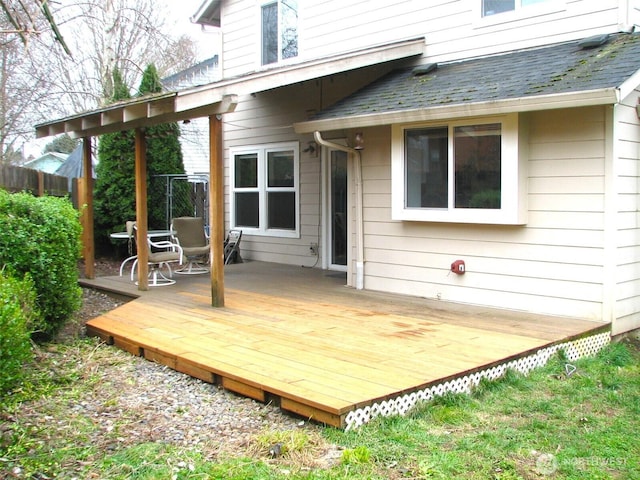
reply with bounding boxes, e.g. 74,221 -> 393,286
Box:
55,143 -> 97,179
22,152 -> 66,174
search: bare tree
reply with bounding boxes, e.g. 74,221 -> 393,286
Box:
0,0 -> 199,163
0,7 -> 60,164
47,0 -> 199,107
0,0 -> 71,55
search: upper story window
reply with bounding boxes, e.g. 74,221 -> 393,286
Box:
482,0 -> 549,16
231,142 -> 300,237
261,0 -> 298,65
391,114 -> 527,225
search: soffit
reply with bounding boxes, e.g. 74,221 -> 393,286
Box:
191,0 -> 221,27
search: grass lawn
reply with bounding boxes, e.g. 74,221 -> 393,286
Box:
1,334 -> 638,479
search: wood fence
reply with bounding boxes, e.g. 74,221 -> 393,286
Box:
0,164 -> 80,205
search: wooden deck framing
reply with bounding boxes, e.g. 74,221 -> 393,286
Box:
83,261 -> 609,428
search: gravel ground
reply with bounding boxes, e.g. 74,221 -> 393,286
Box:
18,259 -> 340,470
66,339 -> 313,457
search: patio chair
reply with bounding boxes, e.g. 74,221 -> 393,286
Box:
171,216 -> 210,274
224,229 -> 242,265
130,225 -> 184,286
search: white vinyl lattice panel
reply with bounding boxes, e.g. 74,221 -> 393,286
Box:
345,331 -> 610,430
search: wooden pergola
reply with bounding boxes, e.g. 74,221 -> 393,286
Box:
35,91 -> 238,306
34,37 -> 426,306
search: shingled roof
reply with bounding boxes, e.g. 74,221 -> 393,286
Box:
295,32 -> 640,132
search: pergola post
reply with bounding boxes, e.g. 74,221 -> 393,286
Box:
135,128 -> 149,290
35,91 -> 237,297
209,114 -> 224,307
81,136 -> 95,279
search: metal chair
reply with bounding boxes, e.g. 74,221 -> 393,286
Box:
171,217 -> 210,274
130,225 -> 184,286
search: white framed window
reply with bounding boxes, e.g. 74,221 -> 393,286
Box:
391,114 -> 527,225
475,0 -> 565,28
231,142 -> 300,237
481,0 -> 550,17
261,0 -> 298,66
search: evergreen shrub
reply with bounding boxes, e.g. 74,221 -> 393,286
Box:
0,190 -> 82,340
0,270 -> 37,395
94,65 -> 188,255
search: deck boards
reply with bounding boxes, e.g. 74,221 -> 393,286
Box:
83,261 -> 608,427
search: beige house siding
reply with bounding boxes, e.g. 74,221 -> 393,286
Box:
305,0 -> 623,63
220,65 -> 406,266
422,1 -> 625,63
219,0 -> 632,79
218,0 -> 255,79
612,91 -> 640,334
632,2 -> 640,24
208,0 -> 640,332
222,96 -> 636,328
222,83 -> 322,266
359,107 -> 609,322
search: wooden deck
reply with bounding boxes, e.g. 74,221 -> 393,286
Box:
82,261 -> 609,428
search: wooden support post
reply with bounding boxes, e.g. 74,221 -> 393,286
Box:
209,115 -> 224,307
135,128 -> 149,290
81,137 -> 95,279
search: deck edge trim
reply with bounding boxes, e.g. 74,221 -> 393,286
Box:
343,329 -> 611,430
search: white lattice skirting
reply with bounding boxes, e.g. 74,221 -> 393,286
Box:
344,331 -> 610,430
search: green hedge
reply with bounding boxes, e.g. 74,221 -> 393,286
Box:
0,190 -> 82,340
0,271 -> 37,394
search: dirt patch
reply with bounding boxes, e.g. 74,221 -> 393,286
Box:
616,330 -> 640,355
78,256 -> 122,279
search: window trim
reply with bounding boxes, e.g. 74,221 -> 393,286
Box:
473,0 -> 567,28
230,142 -> 300,238
474,0 -> 565,27
261,1 -> 279,66
391,114 -> 527,225
258,0 -> 299,67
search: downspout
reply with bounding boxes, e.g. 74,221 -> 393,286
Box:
314,131 -> 365,290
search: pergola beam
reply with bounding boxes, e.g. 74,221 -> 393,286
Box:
35,93 -> 238,139
148,96 -> 176,117
102,108 -> 124,126
82,114 -> 102,131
